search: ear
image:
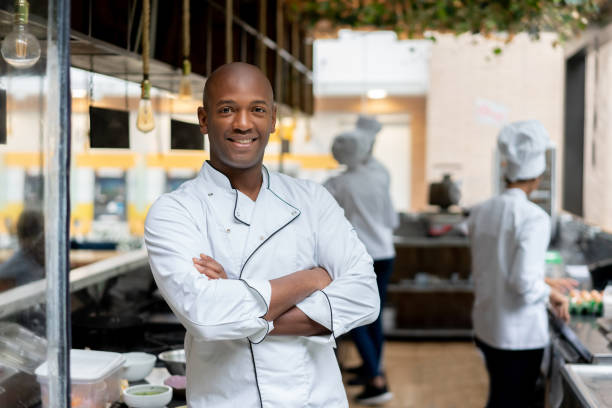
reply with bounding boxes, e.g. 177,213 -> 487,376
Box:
270,104 -> 277,133
197,107 -> 208,135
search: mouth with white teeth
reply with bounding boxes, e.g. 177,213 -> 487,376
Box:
228,137 -> 257,147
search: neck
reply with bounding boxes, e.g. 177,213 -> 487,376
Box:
209,160 -> 264,201
507,182 -> 532,195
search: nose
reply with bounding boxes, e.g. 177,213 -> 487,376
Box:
232,109 -> 252,134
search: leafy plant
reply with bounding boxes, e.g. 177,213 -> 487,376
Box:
287,0 -> 608,42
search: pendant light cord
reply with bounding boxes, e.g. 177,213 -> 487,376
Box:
183,0 -> 190,60
143,0 -> 150,79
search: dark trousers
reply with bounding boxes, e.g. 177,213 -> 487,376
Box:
475,337 -> 544,408
352,258 -> 394,379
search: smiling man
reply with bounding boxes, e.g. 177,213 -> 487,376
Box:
144,62 -> 380,407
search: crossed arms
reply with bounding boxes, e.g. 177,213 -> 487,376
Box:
193,254 -> 331,336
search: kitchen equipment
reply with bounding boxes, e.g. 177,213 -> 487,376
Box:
158,349 -> 185,375
72,307 -> 145,351
123,384 -> 172,408
35,349 -> 125,408
562,364 -> 612,407
428,174 -> 461,211
549,312 -> 593,363
122,352 -> 156,382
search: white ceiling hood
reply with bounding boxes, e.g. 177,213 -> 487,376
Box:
314,30 -> 431,97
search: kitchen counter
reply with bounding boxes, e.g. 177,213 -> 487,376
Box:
0,249 -> 149,319
561,364 -> 612,407
567,316 -> 612,364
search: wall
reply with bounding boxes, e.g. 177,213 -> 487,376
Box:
582,24 -> 612,230
313,96 -> 426,211
426,32 -> 565,208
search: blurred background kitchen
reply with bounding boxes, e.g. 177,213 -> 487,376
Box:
2,0 -> 612,407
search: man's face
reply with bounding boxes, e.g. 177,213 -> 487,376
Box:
198,70 -> 276,172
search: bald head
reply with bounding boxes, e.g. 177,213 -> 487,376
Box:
203,62 -> 274,110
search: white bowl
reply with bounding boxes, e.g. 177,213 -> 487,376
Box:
123,384 -> 172,408
122,352 -> 156,382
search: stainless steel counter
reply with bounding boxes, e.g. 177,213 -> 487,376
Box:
562,364 -> 612,407
568,316 -> 612,364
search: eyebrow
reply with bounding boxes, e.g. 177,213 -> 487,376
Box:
215,99 -> 236,107
214,99 -> 270,107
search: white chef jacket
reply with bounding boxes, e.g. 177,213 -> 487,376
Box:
324,158 -> 399,260
468,188 -> 551,350
144,161 -> 379,408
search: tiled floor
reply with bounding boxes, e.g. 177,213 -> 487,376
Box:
340,340 -> 489,408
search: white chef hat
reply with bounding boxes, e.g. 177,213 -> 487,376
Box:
498,120 -> 550,183
331,128 -> 371,169
356,115 -> 382,150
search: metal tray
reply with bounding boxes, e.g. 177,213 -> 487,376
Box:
562,364 -> 612,407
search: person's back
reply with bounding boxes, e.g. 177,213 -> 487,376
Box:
324,124 -> 397,404
325,165 -> 396,261
469,188 -> 550,349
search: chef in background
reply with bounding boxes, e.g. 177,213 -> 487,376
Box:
324,117 -> 398,405
468,120 -> 569,408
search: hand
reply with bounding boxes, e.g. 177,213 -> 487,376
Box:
310,267 -> 332,290
549,288 -> 570,323
193,254 -> 227,280
545,277 -> 579,294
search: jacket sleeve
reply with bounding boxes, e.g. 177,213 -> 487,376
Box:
145,195 -> 273,343
296,185 -> 380,344
507,212 -> 551,305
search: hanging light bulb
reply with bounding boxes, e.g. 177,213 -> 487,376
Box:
1,0 -> 41,69
178,0 -> 192,100
137,0 -> 155,133
137,79 -> 155,133
178,58 -> 193,100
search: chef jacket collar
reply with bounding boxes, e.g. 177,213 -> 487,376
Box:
504,188 -> 527,200
200,160 -> 269,193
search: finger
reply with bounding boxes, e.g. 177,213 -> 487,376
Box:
198,255 -> 225,273
194,263 -> 221,279
194,257 -> 224,274
193,257 -> 207,266
201,257 -> 226,276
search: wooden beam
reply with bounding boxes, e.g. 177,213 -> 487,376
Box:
206,4 -> 212,76
275,0 -> 284,103
291,22 -> 300,108
225,0 -> 233,63
258,0 -> 267,73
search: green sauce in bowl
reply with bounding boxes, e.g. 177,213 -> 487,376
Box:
127,386 -> 168,396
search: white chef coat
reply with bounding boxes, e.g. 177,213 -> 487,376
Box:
324,157 -> 398,260
468,188 -> 551,350
144,161 -> 379,408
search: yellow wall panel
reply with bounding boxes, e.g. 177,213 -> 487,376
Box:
0,202 -> 24,234
76,153 -> 137,169
71,203 -> 94,236
146,152 -> 209,169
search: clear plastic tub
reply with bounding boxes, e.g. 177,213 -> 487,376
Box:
35,349 -> 125,408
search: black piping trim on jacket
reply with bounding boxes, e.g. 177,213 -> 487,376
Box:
239,166 -> 301,408
233,189 -> 250,226
249,341 -> 264,408
239,279 -> 270,318
321,290 -> 337,343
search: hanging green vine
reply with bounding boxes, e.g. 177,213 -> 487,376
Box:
287,0 -> 609,42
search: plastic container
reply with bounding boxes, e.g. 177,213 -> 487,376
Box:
0,322 -> 47,374
35,349 -> 125,408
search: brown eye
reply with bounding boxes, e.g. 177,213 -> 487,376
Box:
253,106 -> 266,113
219,107 -> 232,114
